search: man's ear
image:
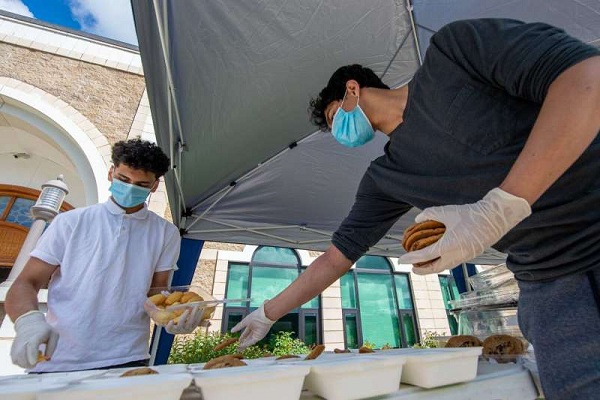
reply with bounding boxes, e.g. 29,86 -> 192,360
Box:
108,166 -> 114,182
346,80 -> 360,97
150,179 -> 160,193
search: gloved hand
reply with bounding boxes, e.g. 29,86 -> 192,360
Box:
398,188 -> 531,275
231,302 -> 275,350
11,310 -> 59,369
165,306 -> 203,335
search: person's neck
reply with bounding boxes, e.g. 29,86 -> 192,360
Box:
361,85 -> 409,135
110,197 -> 144,214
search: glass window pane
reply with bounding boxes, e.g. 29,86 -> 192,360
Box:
250,266 -> 298,307
344,314 -> 359,349
356,273 -> 400,348
355,255 -> 391,270
6,198 -> 35,228
340,272 -> 357,309
262,313 -> 299,346
225,263 -> 249,306
402,314 -> 417,347
304,314 -> 318,346
0,196 -> 10,216
394,274 -> 413,310
225,311 -> 245,332
252,246 -> 299,265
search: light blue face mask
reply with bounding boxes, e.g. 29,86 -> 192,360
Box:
109,178 -> 152,208
331,92 -> 375,148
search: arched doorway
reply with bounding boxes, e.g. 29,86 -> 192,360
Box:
0,184 -> 73,282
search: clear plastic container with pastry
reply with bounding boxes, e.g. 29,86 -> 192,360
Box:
145,285 -> 248,328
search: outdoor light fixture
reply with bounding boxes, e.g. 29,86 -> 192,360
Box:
31,175 -> 69,221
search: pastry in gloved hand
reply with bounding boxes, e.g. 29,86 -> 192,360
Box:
231,302 -> 276,350
11,310 -> 59,369
402,220 -> 446,267
398,188 -> 531,275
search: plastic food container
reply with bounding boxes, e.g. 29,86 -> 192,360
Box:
0,382 -> 67,400
36,373 -> 192,400
193,364 -> 310,400
145,285 -> 247,327
468,264 -> 513,290
449,286 -> 519,310
400,347 -> 482,388
302,356 -> 405,400
456,307 -> 522,337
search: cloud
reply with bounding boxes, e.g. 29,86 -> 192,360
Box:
69,0 -> 138,45
0,0 -> 34,18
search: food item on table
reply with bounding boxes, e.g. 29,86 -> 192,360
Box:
120,367 -> 159,377
276,354 -> 301,360
153,309 -> 177,325
213,337 -> 239,352
358,346 -> 374,354
402,220 -> 446,266
203,354 -> 247,370
181,292 -> 203,303
148,293 -> 167,306
482,334 -> 524,363
445,335 -> 483,348
305,344 -> 326,360
333,348 -> 351,354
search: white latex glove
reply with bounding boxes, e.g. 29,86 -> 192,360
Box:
230,302 -> 275,350
398,188 -> 531,275
11,310 -> 59,369
165,306 -> 203,335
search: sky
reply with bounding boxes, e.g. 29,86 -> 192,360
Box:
0,0 -> 138,45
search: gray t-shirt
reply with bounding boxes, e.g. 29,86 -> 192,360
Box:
332,19 -> 600,282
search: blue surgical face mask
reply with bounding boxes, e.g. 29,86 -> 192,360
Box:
109,178 -> 152,208
331,92 -> 374,148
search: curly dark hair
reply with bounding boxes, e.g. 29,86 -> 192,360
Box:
309,64 -> 389,130
111,139 -> 170,178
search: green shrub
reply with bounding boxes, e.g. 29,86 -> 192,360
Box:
168,330 -> 310,364
362,340 -> 376,350
413,330 -> 444,349
268,331 -> 310,356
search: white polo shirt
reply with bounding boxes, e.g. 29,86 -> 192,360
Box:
29,200 -> 180,372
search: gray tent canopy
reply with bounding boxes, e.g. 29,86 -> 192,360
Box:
131,0 -> 600,265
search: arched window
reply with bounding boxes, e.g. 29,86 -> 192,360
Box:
222,246 -> 321,346
0,185 -> 73,282
341,255 -> 418,349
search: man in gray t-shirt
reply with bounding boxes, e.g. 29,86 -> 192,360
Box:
232,19 -> 600,398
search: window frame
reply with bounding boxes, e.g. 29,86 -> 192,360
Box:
221,246 -> 322,345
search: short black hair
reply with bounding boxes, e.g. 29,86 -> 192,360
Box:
111,139 -> 170,178
309,64 -> 389,130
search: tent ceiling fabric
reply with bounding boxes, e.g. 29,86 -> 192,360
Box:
131,0 -> 599,265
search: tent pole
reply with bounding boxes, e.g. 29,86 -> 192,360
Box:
405,0 -> 423,65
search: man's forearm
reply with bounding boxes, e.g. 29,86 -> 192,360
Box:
264,245 -> 353,320
5,280 -> 40,322
500,57 -> 600,204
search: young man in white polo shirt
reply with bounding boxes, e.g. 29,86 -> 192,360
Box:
6,139 -> 199,372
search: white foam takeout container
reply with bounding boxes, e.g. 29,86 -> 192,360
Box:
36,372 -> 192,400
392,347 -> 483,388
193,364 -> 310,400
302,355 -> 406,400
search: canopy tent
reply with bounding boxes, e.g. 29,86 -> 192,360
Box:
131,0 -> 600,364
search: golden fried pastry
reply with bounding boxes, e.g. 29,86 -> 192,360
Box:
445,335 -> 483,348
276,354 -> 301,360
181,292 -> 203,303
148,293 -> 167,306
37,351 -> 49,363
203,354 -> 247,370
333,348 -> 351,354
120,367 -> 159,377
358,346 -> 374,354
402,220 -> 446,267
165,291 -> 184,305
483,335 -> 524,363
213,337 -> 239,352
305,344 -> 326,360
